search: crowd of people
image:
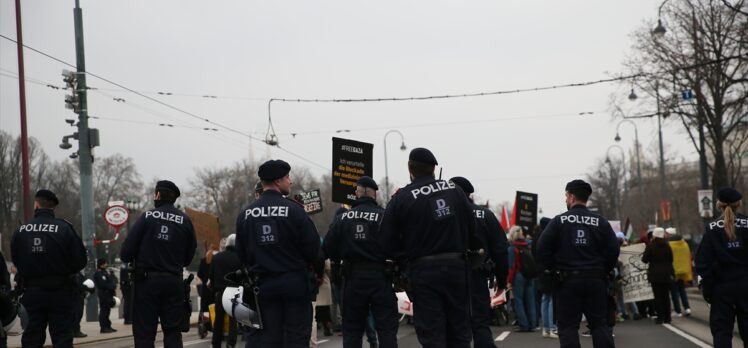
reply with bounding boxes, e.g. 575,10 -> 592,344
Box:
2,146 -> 746,348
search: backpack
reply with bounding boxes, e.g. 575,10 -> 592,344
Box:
517,245 -> 540,279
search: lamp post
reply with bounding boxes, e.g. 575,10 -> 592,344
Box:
383,130 -> 406,202
606,145 -> 627,220
615,120 -> 643,194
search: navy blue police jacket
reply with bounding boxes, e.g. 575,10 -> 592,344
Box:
11,208 -> 87,281
472,202 -> 509,288
536,205 -> 620,272
235,190 -> 320,274
120,203 -> 197,275
94,268 -> 116,298
378,176 -> 480,262
323,197 -> 387,264
695,213 -> 748,283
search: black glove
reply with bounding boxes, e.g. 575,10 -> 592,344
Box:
699,279 -> 714,304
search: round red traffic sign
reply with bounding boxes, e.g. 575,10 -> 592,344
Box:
103,205 -> 129,229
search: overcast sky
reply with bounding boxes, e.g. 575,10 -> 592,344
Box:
0,0 -> 697,218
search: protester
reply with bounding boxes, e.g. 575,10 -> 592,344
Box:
642,227 -> 674,324
666,227 -> 692,317
507,226 -> 538,332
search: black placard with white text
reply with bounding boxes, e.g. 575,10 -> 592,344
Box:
332,137 -> 373,205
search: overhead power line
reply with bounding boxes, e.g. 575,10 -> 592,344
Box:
0,34 -> 329,171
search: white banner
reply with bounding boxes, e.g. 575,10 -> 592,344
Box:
618,243 -> 654,303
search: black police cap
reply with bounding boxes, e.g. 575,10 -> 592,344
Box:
258,159 -> 291,181
718,187 -> 742,204
450,176 -> 474,194
156,180 -> 181,198
254,181 -> 263,193
356,176 -> 379,190
565,179 -> 592,195
35,189 -> 59,206
409,147 -> 438,165
97,258 -> 108,267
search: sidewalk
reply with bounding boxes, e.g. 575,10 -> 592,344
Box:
6,309 -> 199,348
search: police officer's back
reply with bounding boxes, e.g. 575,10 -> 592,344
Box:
695,187 -> 748,348
451,176 -> 508,348
10,189 -> 87,348
235,160 -> 320,347
536,180 -> 619,348
378,148 -> 478,348
120,180 -> 197,348
324,176 -> 398,348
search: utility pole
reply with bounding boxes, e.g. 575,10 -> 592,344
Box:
72,0 -> 100,321
14,0 -> 31,222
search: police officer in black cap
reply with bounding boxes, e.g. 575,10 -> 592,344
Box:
120,180 -> 197,348
695,187 -> 748,347
450,176 -> 508,348
379,148 -> 479,347
94,258 -> 117,333
10,189 -> 87,348
536,179 -> 619,348
235,159 -> 321,347
324,176 -> 398,348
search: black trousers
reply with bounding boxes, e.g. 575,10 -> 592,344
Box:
710,277 -> 748,348
122,285 -> 132,323
133,275 -> 184,348
256,271 -> 313,347
470,271 -> 496,348
651,283 -> 671,323
409,260 -> 471,348
557,278 -> 614,348
98,294 -> 113,329
73,294 -> 85,332
212,290 -> 238,348
20,286 -> 75,348
341,271 -> 398,348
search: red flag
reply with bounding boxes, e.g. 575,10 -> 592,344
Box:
510,200 -> 517,227
500,205 -> 509,231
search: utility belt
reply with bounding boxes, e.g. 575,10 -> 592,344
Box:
24,274 -> 74,288
557,269 -> 607,283
133,268 -> 181,281
410,252 -> 464,268
344,260 -> 387,274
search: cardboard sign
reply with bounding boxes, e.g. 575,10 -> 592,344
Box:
618,243 -> 654,303
514,191 -> 538,233
296,189 -> 323,215
698,190 -> 713,218
332,137 -> 373,205
185,208 -> 221,248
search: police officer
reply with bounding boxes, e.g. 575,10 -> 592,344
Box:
94,258 -> 117,333
450,176 -> 508,348
235,159 -> 321,347
536,180 -> 619,348
10,189 -> 87,348
378,148 -> 479,347
324,176 -> 398,348
120,180 -> 197,348
695,187 -> 748,348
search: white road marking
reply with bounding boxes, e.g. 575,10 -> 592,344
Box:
495,331 -> 511,341
316,339 -> 330,344
663,323 -> 712,348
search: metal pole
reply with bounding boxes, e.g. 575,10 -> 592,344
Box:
615,120 -> 642,196
14,0 -> 31,222
655,85 -> 667,201
383,130 -> 406,203
74,0 -> 98,321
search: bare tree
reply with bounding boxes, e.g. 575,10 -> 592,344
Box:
621,0 -> 748,190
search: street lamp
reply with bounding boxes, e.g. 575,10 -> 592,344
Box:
383,130 -> 407,202
653,0 -> 670,37
606,144 -> 626,220
628,89 -> 638,101
614,119 -> 642,191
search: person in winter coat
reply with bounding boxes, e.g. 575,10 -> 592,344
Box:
208,234 -> 242,348
642,228 -> 674,324
666,227 -> 692,317
507,226 -> 537,332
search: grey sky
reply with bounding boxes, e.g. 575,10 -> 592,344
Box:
1,0 -> 696,218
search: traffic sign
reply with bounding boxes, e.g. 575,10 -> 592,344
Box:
103,205 -> 129,230
698,190 -> 713,218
